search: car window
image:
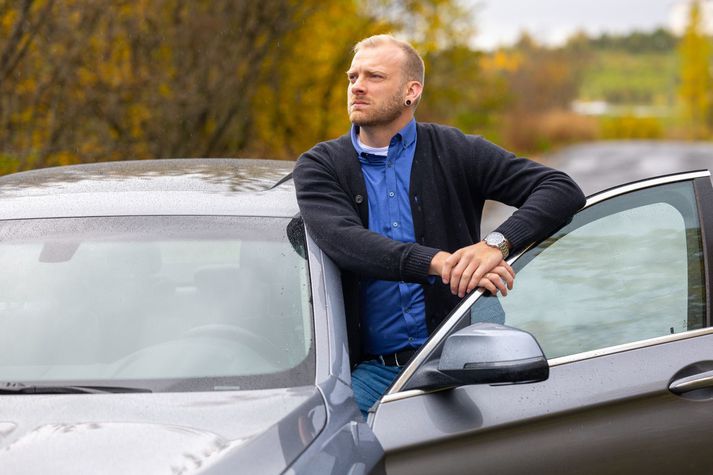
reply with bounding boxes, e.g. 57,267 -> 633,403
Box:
0,216 -> 313,391
469,181 -> 706,359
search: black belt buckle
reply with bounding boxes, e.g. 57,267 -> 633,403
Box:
376,349 -> 415,367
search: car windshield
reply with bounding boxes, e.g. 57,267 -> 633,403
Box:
0,216 -> 313,392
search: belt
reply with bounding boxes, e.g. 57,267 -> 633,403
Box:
368,349 -> 416,367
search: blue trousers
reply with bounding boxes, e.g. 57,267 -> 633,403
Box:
352,360 -> 402,417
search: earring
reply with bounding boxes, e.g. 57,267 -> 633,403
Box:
405,99 -> 412,106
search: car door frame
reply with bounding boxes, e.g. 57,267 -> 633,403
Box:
370,170 -> 713,474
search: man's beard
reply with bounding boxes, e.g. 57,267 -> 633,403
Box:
349,90 -> 404,127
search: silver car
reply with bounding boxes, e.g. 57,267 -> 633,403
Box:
0,159 -> 711,474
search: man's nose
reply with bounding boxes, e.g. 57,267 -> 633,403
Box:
350,77 -> 365,94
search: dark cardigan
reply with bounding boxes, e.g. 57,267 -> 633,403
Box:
293,122 -> 585,364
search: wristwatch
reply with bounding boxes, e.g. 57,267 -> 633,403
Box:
484,232 -> 510,259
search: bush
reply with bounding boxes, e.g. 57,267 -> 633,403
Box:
0,156 -> 21,176
599,115 -> 664,139
501,110 -> 599,154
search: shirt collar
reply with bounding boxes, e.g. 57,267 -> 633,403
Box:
350,119 -> 417,157
398,119 -> 417,149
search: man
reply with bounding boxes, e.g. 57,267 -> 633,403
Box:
293,34 -> 585,416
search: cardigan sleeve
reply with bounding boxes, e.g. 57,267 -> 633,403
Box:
293,144 -> 440,283
465,135 -> 586,252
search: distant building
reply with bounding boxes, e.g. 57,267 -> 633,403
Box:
571,101 -> 610,116
571,100 -> 670,118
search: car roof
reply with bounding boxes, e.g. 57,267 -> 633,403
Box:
0,159 -> 298,219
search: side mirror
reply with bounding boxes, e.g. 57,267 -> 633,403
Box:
404,323 -> 548,391
438,323 -> 548,384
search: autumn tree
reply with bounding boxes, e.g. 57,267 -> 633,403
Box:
479,33 -> 593,152
1,0 -> 479,170
678,0 -> 713,138
0,0 -> 56,172
253,0 -> 482,158
250,1 -> 391,159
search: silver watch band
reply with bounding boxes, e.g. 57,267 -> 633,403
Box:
484,232 -> 510,259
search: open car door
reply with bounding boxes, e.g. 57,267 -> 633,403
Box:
371,170 -> 713,475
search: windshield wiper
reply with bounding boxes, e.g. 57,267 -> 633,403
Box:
0,383 -> 152,394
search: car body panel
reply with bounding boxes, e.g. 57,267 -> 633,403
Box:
307,232 -> 353,387
0,387 -> 325,474
304,233 -> 386,474
286,375 -> 385,475
0,159 -> 298,219
374,332 -> 713,475
694,175 -> 713,324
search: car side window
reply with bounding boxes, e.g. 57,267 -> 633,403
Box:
469,181 -> 706,360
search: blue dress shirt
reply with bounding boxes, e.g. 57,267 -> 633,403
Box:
350,120 -> 429,355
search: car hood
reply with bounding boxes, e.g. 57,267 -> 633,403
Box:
0,386 -> 326,474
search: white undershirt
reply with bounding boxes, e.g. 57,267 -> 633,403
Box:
358,138 -> 388,156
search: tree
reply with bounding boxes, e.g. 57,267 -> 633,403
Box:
0,0 -> 479,169
678,0 -> 713,138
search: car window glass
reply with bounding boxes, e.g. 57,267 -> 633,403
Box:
0,216 -> 314,391
469,181 -> 706,360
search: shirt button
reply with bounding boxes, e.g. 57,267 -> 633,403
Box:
392,222 -> 399,228
408,337 -> 414,341
388,191 -> 395,197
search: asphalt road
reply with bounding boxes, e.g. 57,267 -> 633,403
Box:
481,140 -> 713,236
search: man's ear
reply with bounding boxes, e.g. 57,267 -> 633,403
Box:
405,80 -> 423,104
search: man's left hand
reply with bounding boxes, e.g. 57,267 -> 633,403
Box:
441,242 -> 515,298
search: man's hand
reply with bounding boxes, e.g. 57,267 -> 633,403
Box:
441,242 -> 515,298
474,262 -> 515,297
428,250 -> 451,277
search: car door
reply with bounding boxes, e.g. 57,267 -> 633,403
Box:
370,170 -> 713,475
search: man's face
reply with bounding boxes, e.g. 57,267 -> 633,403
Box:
346,43 -> 407,127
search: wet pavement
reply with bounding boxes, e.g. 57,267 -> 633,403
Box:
481,140 -> 713,235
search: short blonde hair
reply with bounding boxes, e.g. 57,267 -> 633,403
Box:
353,34 -> 425,85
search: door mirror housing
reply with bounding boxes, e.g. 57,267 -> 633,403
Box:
404,323 -> 549,391
439,323 -> 548,384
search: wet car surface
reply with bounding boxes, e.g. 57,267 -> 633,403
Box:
0,159 -> 375,474
1,159 -> 713,474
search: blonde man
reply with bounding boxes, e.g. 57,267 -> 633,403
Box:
293,35 -> 584,417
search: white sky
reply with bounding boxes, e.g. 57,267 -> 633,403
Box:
470,0 -> 713,49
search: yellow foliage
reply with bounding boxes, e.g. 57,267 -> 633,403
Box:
16,78 -> 37,95
599,115 -> 664,139
481,50 -> 521,73
0,156 -> 20,176
77,67 -> 98,87
1,9 -> 18,30
501,111 -> 598,154
52,151 -> 81,167
1,0 -> 477,165
128,104 -> 151,139
678,0 -> 713,136
158,83 -> 172,98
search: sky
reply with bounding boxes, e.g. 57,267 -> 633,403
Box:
470,0 -> 713,49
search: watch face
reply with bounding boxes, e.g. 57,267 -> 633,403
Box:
485,232 -> 509,258
486,232 -> 505,246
